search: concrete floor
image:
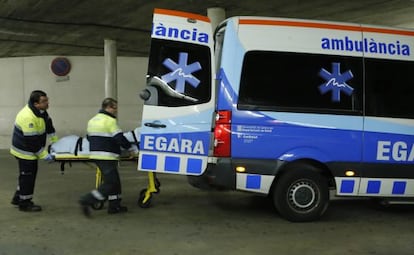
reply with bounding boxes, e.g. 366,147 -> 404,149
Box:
1,149 -> 414,255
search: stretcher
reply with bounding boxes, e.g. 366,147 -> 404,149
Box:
48,128 -> 160,209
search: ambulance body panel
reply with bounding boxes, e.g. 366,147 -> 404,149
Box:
139,9 -> 414,221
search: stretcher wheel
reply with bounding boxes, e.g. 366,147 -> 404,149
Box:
137,189 -> 152,208
92,201 -> 105,210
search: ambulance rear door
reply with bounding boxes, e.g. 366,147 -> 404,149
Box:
138,9 -> 215,176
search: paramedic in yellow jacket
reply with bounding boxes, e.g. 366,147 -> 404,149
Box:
79,97 -> 138,217
10,90 -> 58,212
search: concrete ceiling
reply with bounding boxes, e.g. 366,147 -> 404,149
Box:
1,0 -> 414,58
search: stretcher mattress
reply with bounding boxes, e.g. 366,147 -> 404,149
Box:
49,128 -> 140,160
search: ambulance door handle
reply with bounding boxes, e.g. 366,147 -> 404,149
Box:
144,122 -> 166,128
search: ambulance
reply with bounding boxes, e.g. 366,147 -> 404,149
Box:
138,8 -> 414,221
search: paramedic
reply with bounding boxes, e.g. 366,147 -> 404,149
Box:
79,97 -> 138,216
10,90 -> 58,212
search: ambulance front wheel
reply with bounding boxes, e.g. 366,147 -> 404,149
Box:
137,188 -> 152,208
273,163 -> 329,222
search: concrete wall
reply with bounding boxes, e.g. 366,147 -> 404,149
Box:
0,56 -> 148,149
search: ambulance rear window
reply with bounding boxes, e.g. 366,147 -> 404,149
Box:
147,38 -> 212,107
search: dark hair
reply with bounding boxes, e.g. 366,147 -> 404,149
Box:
101,97 -> 118,109
29,90 -> 47,104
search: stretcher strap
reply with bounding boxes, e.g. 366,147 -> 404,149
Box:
130,130 -> 140,147
74,136 -> 83,156
60,161 -> 70,174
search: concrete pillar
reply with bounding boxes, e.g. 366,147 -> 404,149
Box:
207,7 -> 226,33
104,39 -> 117,99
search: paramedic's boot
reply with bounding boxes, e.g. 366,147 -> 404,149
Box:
19,200 -> 42,212
107,199 -> 128,214
11,191 -> 19,206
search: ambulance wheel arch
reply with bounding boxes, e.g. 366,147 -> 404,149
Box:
272,162 -> 330,222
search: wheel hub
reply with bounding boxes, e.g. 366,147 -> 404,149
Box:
289,181 -> 317,210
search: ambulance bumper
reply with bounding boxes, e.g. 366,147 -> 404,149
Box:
187,158 -> 235,190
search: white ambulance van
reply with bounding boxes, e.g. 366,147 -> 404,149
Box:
138,8 -> 414,221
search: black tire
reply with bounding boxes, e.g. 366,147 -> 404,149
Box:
137,188 -> 152,208
91,201 -> 105,210
273,163 -> 329,222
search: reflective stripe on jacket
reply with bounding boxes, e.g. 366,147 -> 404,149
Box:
10,104 -> 57,160
87,111 -> 131,160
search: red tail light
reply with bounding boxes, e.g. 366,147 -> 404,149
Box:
213,111 -> 231,157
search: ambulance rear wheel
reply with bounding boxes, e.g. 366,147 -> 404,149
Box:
137,188 -> 152,208
273,164 -> 329,222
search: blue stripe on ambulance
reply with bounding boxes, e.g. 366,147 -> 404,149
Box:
335,177 -> 414,196
139,132 -> 210,175
139,151 -> 207,175
236,173 -> 275,194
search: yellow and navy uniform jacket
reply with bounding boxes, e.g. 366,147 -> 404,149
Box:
87,110 -> 131,160
10,103 -> 58,160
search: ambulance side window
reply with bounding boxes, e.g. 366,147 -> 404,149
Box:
365,58 -> 414,119
238,51 -> 363,114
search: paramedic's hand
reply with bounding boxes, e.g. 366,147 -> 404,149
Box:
44,154 -> 55,163
49,135 -> 59,144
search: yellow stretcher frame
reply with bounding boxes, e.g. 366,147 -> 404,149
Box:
54,154 -> 105,209
53,154 -> 160,209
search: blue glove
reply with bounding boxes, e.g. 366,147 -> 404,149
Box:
44,154 -> 55,163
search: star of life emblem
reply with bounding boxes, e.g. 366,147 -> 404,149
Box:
318,62 -> 354,102
161,52 -> 202,93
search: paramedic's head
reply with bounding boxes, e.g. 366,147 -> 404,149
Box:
30,90 -> 49,111
102,97 -> 118,117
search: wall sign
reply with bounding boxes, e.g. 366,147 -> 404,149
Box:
50,57 -> 71,76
